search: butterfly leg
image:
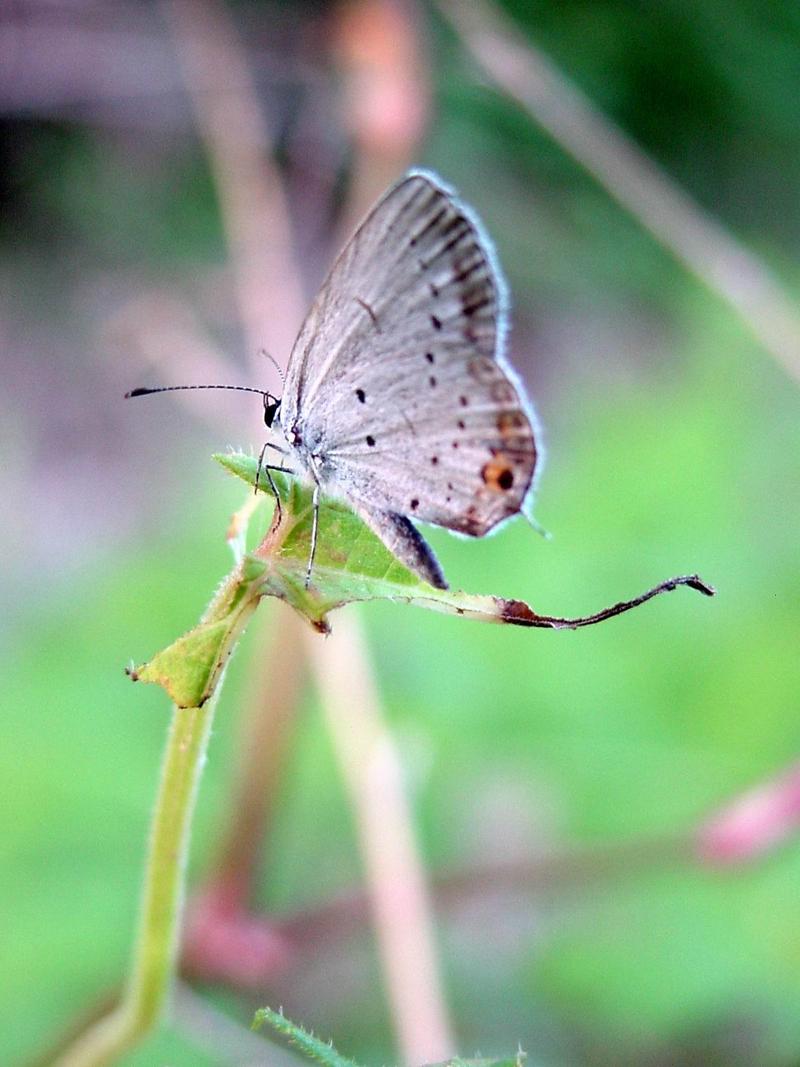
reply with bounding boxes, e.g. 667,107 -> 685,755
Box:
255,440 -> 290,523
305,480 -> 321,589
261,463 -> 283,525
255,439 -> 269,494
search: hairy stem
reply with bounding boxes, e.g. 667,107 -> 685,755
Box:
54,689 -> 221,1067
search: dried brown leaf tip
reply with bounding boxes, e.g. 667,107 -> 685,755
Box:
494,574 -> 715,629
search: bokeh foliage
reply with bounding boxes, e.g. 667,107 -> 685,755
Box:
2,2 -> 800,1064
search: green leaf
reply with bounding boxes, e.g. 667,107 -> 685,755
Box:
126,554 -> 267,708
127,452 -> 714,706
216,451 -> 715,634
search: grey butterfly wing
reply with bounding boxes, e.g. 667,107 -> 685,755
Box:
281,171 -> 538,587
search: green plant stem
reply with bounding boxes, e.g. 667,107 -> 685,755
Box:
54,688 -> 222,1067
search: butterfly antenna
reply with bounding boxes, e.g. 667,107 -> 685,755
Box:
125,384 -> 274,400
258,349 -> 285,388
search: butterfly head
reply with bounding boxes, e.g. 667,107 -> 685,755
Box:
263,393 -> 281,429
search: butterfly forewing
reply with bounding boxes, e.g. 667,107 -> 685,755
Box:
280,171 -> 538,577
284,172 -> 502,425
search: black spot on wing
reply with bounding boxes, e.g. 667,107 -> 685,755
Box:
409,206 -> 447,248
441,214 -> 466,238
462,293 -> 492,318
454,259 -> 483,285
440,223 -> 472,258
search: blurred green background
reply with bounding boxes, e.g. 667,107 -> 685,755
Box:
2,1 -> 800,1064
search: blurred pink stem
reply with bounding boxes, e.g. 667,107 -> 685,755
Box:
306,611 -> 455,1065
437,0 -> 800,386
332,0 -> 431,235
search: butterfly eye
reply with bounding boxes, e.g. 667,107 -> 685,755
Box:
263,398 -> 281,427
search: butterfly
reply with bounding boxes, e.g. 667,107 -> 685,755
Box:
128,170 -> 540,590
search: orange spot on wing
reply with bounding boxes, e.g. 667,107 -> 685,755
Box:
481,454 -> 516,492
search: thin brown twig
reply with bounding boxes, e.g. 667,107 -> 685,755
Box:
180,608 -> 308,988
213,608 -> 308,899
163,0 -> 315,914
436,0 -> 800,386
276,833 -> 692,949
164,0 -> 307,374
160,0 -> 315,1004
157,0 -> 315,1001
